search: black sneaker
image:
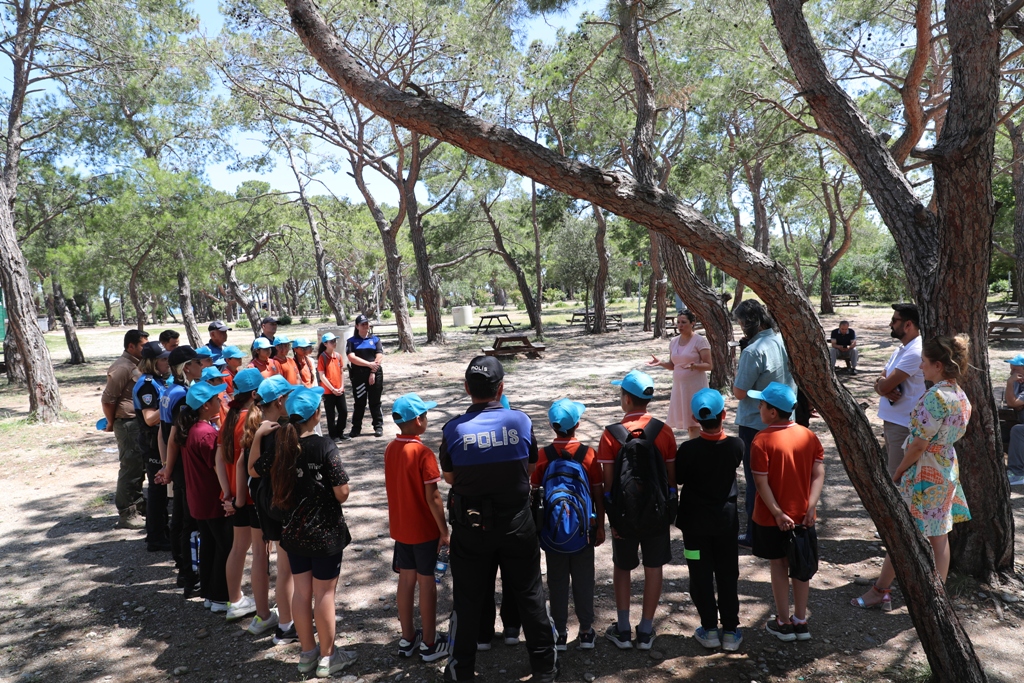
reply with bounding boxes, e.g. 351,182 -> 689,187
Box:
273,623 -> 299,645
604,623 -> 632,649
849,368 -> 857,376
398,629 -> 422,657
765,618 -> 796,642
555,631 -> 567,652
340,434 -> 352,442
577,627 -> 596,650
503,626 -> 520,646
792,621 -> 811,641
374,427 -> 384,438
420,635 -> 449,662
635,628 -> 656,651
348,431 -> 360,439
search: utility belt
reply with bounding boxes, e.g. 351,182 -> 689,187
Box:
448,493 -> 530,533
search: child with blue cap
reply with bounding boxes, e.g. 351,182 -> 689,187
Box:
599,369 -> 676,651
384,393 -> 450,662
177,381 -> 232,612
746,382 -> 824,643
1004,355 -> 1024,485
275,385 -> 357,677
195,345 -> 215,369
248,337 -> 281,378
675,388 -> 744,651
530,398 -> 603,651
317,333 -> 349,442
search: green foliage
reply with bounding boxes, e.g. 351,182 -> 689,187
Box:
277,314 -> 293,325
544,288 -> 566,302
830,239 -> 910,302
380,309 -> 394,320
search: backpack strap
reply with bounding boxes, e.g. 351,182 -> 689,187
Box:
639,418 -> 664,457
607,423 -> 630,446
543,444 -> 559,463
573,445 -> 593,465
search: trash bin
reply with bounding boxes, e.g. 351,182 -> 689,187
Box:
452,306 -> 474,328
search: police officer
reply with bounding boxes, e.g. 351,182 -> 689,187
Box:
440,356 -> 556,683
346,314 -> 384,438
133,341 -> 172,551
206,320 -> 231,362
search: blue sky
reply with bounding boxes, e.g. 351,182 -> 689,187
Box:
195,0 -> 603,203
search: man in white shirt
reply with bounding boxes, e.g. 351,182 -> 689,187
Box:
874,303 -> 926,477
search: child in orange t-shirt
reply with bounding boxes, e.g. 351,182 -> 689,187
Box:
748,382 -> 825,644
384,393 -> 449,663
317,333 -> 348,441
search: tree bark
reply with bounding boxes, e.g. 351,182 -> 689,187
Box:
44,292 -> 56,333
283,2 -> 991,676
649,231 -> 667,338
52,272 -> 84,365
643,269 -> 655,332
4,327 -> 26,386
480,200 -> 541,331
591,205 -> 610,334
401,135 -> 444,343
127,267 -> 147,331
1008,119 -> 1024,316
176,256 -> 202,348
103,288 -> 114,326
531,180 -> 544,339
660,234 -> 735,389
224,265 -> 261,336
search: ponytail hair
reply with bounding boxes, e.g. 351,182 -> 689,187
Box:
222,390 -> 255,464
922,334 -> 971,381
174,405 -> 201,445
317,341 -> 328,357
270,416 -> 304,510
241,402 -> 264,453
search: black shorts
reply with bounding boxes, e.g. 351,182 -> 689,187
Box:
249,480 -> 283,542
752,522 -> 799,561
231,504 -> 260,529
288,552 -> 344,580
611,531 -> 672,570
392,539 -> 440,576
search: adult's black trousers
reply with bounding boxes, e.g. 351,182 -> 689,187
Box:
349,367 -> 383,433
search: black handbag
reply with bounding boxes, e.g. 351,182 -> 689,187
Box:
787,525 -> 819,581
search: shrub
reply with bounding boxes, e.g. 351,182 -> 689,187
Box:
319,316 -> 329,323
544,287 -> 566,302
300,316 -> 310,325
554,301 -> 568,309
277,314 -> 293,326
381,309 -> 394,320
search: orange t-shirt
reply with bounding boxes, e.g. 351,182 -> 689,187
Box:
750,422 -> 824,526
248,358 -> 280,379
223,371 -> 235,397
276,356 -> 299,385
531,438 -> 603,490
217,409 -> 252,503
318,352 -> 344,392
597,412 -> 677,466
384,435 -> 443,545
295,355 -> 316,388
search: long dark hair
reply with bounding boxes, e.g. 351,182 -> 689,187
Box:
174,405 -> 202,445
222,390 -> 255,464
270,416 -> 304,510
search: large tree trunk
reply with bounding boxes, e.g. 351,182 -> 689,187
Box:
649,232 -> 667,339
128,268 -> 147,330
224,265 -> 262,336
283,2 -> 991,677
531,180 -> 544,340
481,200 -> 541,331
102,288 -> 114,326
1008,120 -> 1024,316
768,0 -> 1010,588
819,262 -> 835,315
0,184 -> 61,419
643,269 -> 655,332
401,137 -> 444,344
52,272 -> 84,365
4,326 -> 26,385
591,205 -> 610,334
177,256 -> 202,348
660,234 -> 735,389
44,292 -> 56,333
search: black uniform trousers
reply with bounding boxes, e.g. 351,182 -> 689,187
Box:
683,527 -> 741,632
170,463 -> 199,586
478,564 -> 521,642
444,515 -> 555,681
144,454 -> 170,548
323,393 -> 348,439
349,367 -> 383,434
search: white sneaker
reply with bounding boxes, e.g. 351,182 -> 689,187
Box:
226,595 -> 257,621
246,609 -> 279,636
209,601 -> 228,614
1009,474 -> 1024,486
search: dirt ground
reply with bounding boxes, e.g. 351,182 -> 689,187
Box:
2,303 -> 1024,683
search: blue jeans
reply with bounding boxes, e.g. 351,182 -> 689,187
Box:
1009,424 -> 1024,477
738,426 -> 761,540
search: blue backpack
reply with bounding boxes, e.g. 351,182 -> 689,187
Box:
538,445 -> 596,554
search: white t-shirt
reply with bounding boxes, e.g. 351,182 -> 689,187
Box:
877,335 -> 925,427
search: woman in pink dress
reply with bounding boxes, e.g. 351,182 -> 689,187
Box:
648,310 -> 713,439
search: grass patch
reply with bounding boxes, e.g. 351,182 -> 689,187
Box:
0,417 -> 31,433
945,571 -> 979,598
889,661 -> 933,683
86,493 -> 112,509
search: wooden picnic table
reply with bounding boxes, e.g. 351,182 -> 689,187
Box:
993,307 -> 1022,320
831,294 -> 861,306
481,334 -> 546,359
472,313 -> 516,334
989,317 -> 1024,341
664,316 -> 704,334
569,310 -> 622,330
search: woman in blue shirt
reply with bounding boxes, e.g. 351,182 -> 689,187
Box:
346,313 -> 384,438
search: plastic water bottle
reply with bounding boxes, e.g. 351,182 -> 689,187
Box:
434,545 -> 449,585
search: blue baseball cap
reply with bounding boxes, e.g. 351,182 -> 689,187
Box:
321,332 -> 338,343
391,392 -> 438,424
185,381 -> 227,410
256,375 -> 298,404
548,398 -> 586,432
195,346 -> 213,359
611,369 -> 655,399
500,395 -> 511,410
1007,354 -> 1024,367
200,367 -> 229,382
221,345 -> 246,360
286,386 -> 325,421
747,382 -> 798,412
691,388 -> 725,420
233,367 -> 264,394
252,337 -> 272,350
293,337 -> 312,349
273,334 -> 291,346
213,358 -> 227,367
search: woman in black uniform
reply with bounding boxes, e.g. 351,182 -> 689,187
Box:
346,313 -> 384,438
132,341 -> 171,552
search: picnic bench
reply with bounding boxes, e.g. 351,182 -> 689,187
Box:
989,317 -> 1024,342
481,334 -> 546,359
664,316 -> 704,335
472,313 -> 516,334
992,306 -> 1023,320
568,310 -> 623,330
831,294 -> 861,307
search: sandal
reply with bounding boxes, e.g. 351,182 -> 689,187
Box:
851,584 -> 892,611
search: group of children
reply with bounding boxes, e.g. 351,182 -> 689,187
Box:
381,367 -> 825,668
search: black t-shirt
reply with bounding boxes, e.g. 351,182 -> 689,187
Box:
675,433 -> 743,536
830,328 -> 856,347
280,434 -> 351,558
346,334 -> 382,363
253,431 -> 277,478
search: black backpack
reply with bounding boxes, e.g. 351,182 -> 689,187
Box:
605,419 -> 677,539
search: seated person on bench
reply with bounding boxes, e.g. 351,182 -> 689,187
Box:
829,321 -> 859,375
1005,355 -> 1024,486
